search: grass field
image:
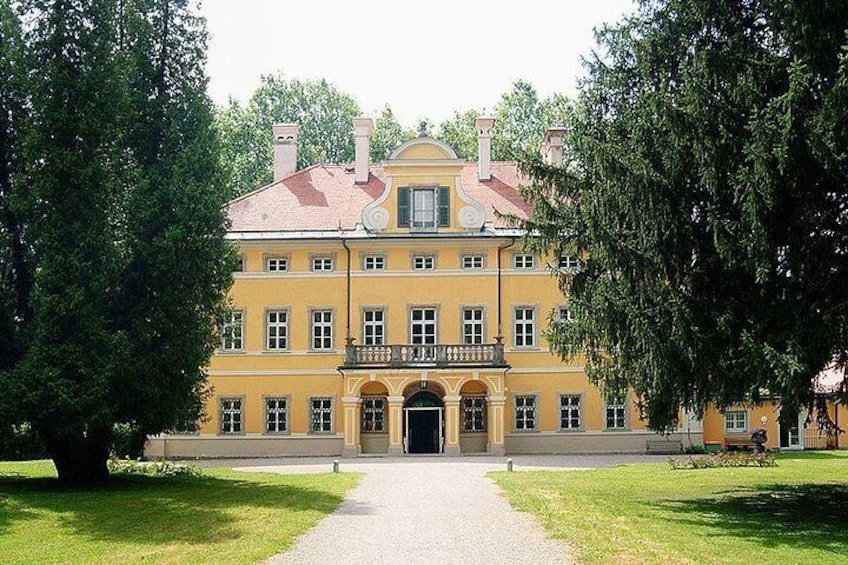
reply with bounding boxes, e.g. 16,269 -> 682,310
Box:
0,460 -> 360,564
492,451 -> 848,564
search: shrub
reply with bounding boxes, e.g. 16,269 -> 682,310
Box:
0,423 -> 47,461
110,422 -> 147,460
684,444 -> 707,454
669,450 -> 776,470
107,458 -> 202,477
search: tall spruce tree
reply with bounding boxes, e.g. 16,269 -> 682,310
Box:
520,0 -> 848,431
2,0 -> 232,485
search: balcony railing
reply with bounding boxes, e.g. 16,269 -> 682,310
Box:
342,341 -> 507,369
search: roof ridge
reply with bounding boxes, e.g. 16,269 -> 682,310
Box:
226,163 -> 325,206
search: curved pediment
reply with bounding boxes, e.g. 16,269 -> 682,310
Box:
389,137 -> 459,161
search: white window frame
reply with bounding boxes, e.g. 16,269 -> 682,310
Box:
513,253 -> 535,269
311,309 -> 334,351
265,256 -> 289,272
412,255 -> 436,271
363,254 -> 386,271
219,397 -> 243,434
558,255 -> 581,272
412,187 -> 437,229
514,395 -> 537,431
462,307 -> 485,345
462,254 -> 485,270
361,397 -> 386,433
558,306 -> 576,324
311,255 -> 334,272
310,397 -> 334,433
724,410 -> 748,433
409,306 -> 438,361
264,396 -> 289,434
605,394 -> 628,430
221,310 -> 244,351
514,307 -> 536,348
362,308 -> 385,346
463,396 -> 487,432
559,393 -> 583,431
265,309 -> 289,351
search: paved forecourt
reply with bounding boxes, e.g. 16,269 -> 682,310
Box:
224,455 -> 661,565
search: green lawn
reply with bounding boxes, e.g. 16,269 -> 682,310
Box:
492,451 -> 848,564
0,460 -> 360,564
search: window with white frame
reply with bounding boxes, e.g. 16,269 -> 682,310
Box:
558,255 -> 581,271
513,254 -> 535,269
266,257 -> 288,272
515,395 -> 536,430
363,255 -> 385,271
311,256 -> 334,272
310,397 -> 333,432
410,307 -> 437,360
266,310 -> 288,350
558,306 -> 575,323
265,397 -> 288,433
362,309 -> 385,346
361,397 -> 385,432
398,186 -> 450,229
462,254 -> 484,269
412,187 -> 436,228
559,394 -> 582,430
220,398 -> 242,434
412,255 -> 435,270
311,310 -> 333,350
605,394 -> 627,429
514,307 -> 536,347
462,307 -> 484,345
463,396 -> 486,432
724,410 -> 748,432
221,310 -> 244,351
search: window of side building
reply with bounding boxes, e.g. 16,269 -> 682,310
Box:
266,309 -> 289,351
265,397 -> 289,434
463,396 -> 486,432
361,397 -> 386,433
219,397 -> 243,434
412,254 -> 436,271
410,307 -> 437,360
559,394 -> 583,431
514,395 -> 537,431
311,309 -> 334,351
462,307 -> 485,345
310,397 -> 333,433
724,410 -> 748,432
221,310 -> 244,351
363,254 -> 386,271
398,186 -> 450,230
462,254 -> 485,270
557,255 -> 581,272
513,307 -> 536,347
513,253 -> 535,269
605,394 -> 628,429
362,308 -> 385,346
265,256 -> 289,272
311,255 -> 334,272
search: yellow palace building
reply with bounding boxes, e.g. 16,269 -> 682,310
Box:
145,117 -> 845,458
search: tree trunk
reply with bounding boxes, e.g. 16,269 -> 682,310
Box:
41,425 -> 112,487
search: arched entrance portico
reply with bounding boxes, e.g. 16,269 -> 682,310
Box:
404,390 -> 444,454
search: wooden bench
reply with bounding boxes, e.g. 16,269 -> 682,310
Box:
724,433 -> 756,451
645,439 -> 684,454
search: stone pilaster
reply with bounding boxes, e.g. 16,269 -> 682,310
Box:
444,395 -> 462,456
487,395 -> 507,456
342,396 -> 361,458
387,395 -> 405,456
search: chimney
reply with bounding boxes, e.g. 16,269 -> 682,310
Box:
353,117 -> 374,183
476,116 -> 494,181
541,127 -> 567,166
272,123 -> 298,181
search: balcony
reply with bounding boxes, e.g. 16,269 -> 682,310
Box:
342,341 -> 508,369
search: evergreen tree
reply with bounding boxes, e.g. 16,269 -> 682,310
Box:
520,0 -> 848,431
371,105 -> 414,162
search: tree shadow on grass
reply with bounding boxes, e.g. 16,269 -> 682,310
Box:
0,472 -> 347,546
656,483 -> 848,555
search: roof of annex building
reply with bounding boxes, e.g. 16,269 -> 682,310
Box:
226,161 -> 532,234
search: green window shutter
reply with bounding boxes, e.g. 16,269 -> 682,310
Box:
397,187 -> 410,227
438,186 -> 450,227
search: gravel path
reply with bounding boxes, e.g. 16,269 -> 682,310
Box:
259,459 -> 577,565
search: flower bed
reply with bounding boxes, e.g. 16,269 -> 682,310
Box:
669,450 -> 776,470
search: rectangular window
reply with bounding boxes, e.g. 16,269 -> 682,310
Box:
311,310 -> 333,350
515,395 -> 536,431
558,255 -> 581,271
513,254 -> 535,269
514,307 -> 536,347
363,255 -> 385,271
362,309 -> 385,346
463,396 -> 486,432
410,307 -> 437,360
412,188 -> 436,228
265,397 -> 288,433
399,186 -> 450,228
412,255 -> 435,270
266,257 -> 288,272
266,310 -> 288,350
558,306 -> 575,323
220,398 -> 242,434
311,256 -> 334,272
606,395 -> 627,429
310,397 -> 333,433
361,397 -> 386,433
221,310 -> 244,351
724,410 -> 748,432
462,254 -> 484,269
559,394 -> 582,430
234,255 -> 245,272
462,307 -> 485,345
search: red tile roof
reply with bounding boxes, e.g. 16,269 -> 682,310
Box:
227,163 -> 531,232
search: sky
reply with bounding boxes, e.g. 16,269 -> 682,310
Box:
201,0 -> 636,128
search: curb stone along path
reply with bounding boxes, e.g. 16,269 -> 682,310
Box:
253,459 -> 577,565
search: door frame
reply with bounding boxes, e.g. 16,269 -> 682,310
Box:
403,406 -> 444,454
